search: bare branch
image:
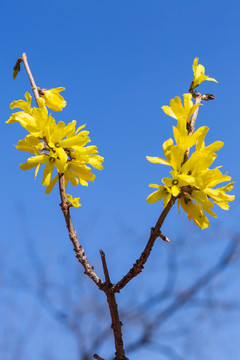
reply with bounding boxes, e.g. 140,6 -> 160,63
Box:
21,53 -> 39,105
94,354 -> 105,360
100,250 -> 129,360
189,92 -> 215,136
58,173 -> 104,289
100,249 -> 111,286
111,196 -> 176,293
188,93 -> 202,135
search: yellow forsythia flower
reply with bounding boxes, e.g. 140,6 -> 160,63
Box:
147,125 -> 234,230
147,184 -> 172,208
7,91 -> 103,202
39,87 -> 67,111
190,57 -> 218,90
66,194 -> 81,207
162,93 -> 200,125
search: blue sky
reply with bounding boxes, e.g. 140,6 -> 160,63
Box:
1,1 -> 240,359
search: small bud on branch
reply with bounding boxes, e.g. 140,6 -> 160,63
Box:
13,57 -> 22,80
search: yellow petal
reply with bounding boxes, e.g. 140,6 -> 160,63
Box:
169,97 -> 183,119
42,162 -> 55,186
41,87 -> 67,111
66,194 -> 81,207
192,57 -> 199,76
149,184 -> 161,189
20,154 -> 48,170
147,189 -> 165,203
162,138 -> 174,162
191,57 -> 218,90
10,92 -> 32,113
146,156 -> 170,166
161,105 -> 177,119
65,168 -> 79,186
45,175 -> 59,194
169,145 -> 185,171
163,193 -> 171,208
172,185 -> 180,197
34,163 -> 41,179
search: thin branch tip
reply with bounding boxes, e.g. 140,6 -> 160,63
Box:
99,249 -> 105,257
202,93 -> 215,101
159,233 -> 171,242
93,354 -> 105,360
100,249 -> 111,286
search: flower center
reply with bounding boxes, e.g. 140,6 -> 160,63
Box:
172,179 -> 178,185
49,157 -> 55,163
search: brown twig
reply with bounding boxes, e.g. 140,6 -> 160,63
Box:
188,93 -> 202,136
111,196 -> 176,293
93,354 -> 105,360
189,92 -> 215,136
58,174 -> 104,288
183,91 -> 215,163
21,53 -> 39,105
183,94 -> 202,162
100,250 -> 129,360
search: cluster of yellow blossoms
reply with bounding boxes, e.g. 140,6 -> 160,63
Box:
7,88 -> 103,207
147,58 -> 234,229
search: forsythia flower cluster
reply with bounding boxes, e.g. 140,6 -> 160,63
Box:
7,88 -> 103,207
147,58 -> 234,229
